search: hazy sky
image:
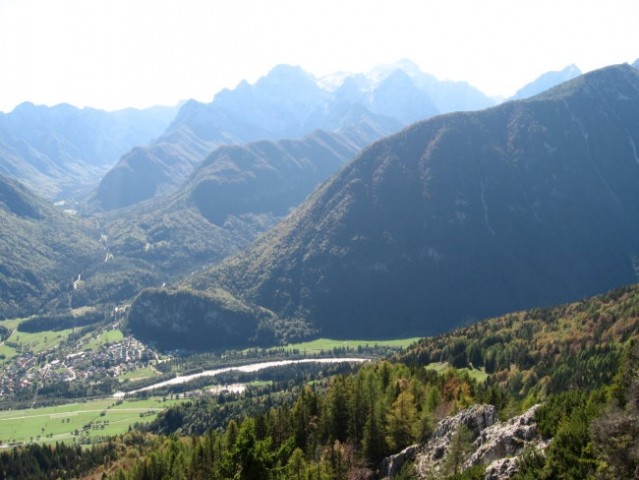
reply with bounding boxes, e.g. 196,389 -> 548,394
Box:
0,0 -> 637,112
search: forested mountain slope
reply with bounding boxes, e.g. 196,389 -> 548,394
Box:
128,64 -> 639,346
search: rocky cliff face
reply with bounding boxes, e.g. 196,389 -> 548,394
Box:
379,404 -> 546,479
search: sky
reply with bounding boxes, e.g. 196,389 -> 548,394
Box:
0,0 -> 637,113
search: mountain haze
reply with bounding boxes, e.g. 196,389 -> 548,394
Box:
510,64 -> 582,100
95,62 -> 494,211
128,64 -> 639,346
0,103 -> 177,199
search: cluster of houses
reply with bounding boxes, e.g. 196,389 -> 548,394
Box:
0,335 -> 158,397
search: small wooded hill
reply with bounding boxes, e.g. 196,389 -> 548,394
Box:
127,64 -> 639,347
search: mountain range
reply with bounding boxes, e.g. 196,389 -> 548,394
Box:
0,103 -> 177,200
100,128 -> 374,279
2,59 -> 638,346
93,61 -> 495,211
126,64 -> 639,348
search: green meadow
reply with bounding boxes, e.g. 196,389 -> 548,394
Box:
425,361 -> 489,383
0,396 -> 181,446
281,337 -> 421,354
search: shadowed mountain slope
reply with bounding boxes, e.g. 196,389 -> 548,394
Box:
128,64 -> 639,346
103,128 -> 369,279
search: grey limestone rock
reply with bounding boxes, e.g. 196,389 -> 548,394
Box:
380,403 -> 547,480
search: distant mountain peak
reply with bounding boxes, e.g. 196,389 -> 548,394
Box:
511,64 -> 582,100
532,63 -> 638,102
94,61 -> 495,210
257,64 -> 319,90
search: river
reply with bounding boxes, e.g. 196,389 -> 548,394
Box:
114,357 -> 369,398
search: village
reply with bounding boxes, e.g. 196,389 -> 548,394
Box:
0,334 -> 157,398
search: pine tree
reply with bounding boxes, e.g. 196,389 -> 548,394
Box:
385,390 -> 418,451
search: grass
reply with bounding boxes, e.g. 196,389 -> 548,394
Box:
425,361 -> 489,383
0,396 -> 182,446
0,343 -> 18,361
4,329 -> 76,355
0,316 -> 82,359
119,366 -> 161,382
424,361 -> 449,373
83,329 -> 124,351
280,337 -> 421,354
0,318 -> 124,360
0,318 -> 24,361
0,318 -> 24,331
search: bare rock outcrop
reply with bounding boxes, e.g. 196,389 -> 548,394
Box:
380,403 -> 547,480
465,404 -> 541,468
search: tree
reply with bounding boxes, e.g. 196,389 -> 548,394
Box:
229,418 -> 274,480
287,447 -> 307,480
385,390 -> 418,451
442,425 -> 474,477
362,401 -> 386,463
326,377 -> 349,442
591,341 -> 639,478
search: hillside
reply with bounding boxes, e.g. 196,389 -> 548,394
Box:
400,283 -> 639,396
126,64 -> 639,347
0,174 -> 104,317
101,128 -> 370,281
0,103 -> 176,200
93,62 -> 494,211
16,283 -> 639,480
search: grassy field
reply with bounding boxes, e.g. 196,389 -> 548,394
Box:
82,329 -> 124,351
1,328 -> 76,357
425,361 -> 489,382
0,396 -> 181,446
0,318 -> 24,361
0,317 -> 125,361
119,366 -> 161,382
280,337 -> 421,354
